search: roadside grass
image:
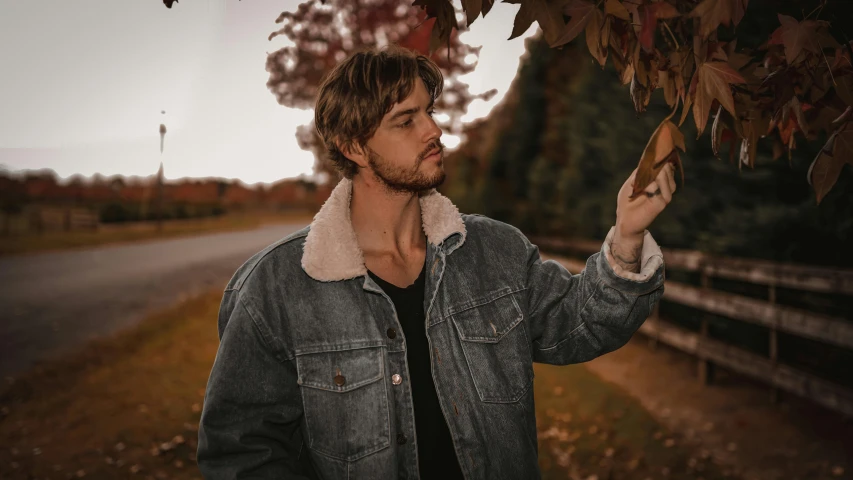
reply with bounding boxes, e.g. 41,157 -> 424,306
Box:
0,289 -> 732,479
534,362 -> 732,479
0,210 -> 315,257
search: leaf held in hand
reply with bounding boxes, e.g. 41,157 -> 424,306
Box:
633,115 -> 686,198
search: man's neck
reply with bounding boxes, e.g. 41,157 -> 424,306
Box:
350,175 -> 427,260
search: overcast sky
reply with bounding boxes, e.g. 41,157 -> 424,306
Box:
0,0 -> 536,185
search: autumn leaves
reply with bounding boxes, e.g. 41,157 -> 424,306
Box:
412,0 -> 852,204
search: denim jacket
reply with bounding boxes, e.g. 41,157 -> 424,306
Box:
197,178 -> 666,480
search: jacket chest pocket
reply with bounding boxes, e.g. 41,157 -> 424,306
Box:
450,292 -> 534,403
295,346 -> 390,461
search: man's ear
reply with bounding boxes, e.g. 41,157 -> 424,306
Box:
338,140 -> 369,169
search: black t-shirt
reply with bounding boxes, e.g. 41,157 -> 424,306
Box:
368,259 -> 465,480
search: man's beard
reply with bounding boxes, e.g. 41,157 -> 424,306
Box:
365,141 -> 446,195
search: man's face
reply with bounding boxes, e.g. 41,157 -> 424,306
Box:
362,79 -> 445,194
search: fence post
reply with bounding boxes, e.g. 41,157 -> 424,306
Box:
648,301 -> 661,351
698,269 -> 715,385
768,282 -> 780,404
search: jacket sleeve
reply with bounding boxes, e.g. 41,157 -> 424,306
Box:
197,291 -> 315,479
523,226 -> 666,365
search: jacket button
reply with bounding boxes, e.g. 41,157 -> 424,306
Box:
391,374 -> 402,385
396,433 -> 407,445
333,374 -> 346,386
386,328 -> 396,339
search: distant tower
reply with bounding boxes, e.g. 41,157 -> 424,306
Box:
155,161 -> 164,232
160,124 -> 167,153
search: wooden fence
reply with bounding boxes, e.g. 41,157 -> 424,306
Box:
0,206 -> 99,236
530,235 -> 853,418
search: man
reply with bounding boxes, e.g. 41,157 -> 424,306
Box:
197,45 -> 672,480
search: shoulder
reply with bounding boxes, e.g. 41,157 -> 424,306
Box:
224,225 -> 311,294
460,213 -> 532,254
462,213 -> 529,242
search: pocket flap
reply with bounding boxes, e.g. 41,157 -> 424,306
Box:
452,293 -> 524,343
296,347 -> 384,393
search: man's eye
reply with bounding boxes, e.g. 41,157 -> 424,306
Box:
400,119 -> 413,128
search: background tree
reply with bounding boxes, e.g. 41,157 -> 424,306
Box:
264,0 -> 496,181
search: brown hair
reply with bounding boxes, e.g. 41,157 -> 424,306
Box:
314,45 -> 444,179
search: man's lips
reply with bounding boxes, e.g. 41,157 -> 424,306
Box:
424,149 -> 442,159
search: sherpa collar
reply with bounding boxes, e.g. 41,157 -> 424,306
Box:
301,178 -> 467,282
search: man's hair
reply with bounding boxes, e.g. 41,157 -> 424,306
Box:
314,45 -> 444,179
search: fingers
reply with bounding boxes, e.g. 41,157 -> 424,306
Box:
667,163 -> 676,193
657,167 -> 673,203
644,163 -> 675,203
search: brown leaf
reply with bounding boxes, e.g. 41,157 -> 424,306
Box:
633,116 -> 686,198
638,2 -> 679,52
553,0 -> 596,47
509,0 -> 537,40
692,85 -> 713,137
482,0 -> 495,16
711,104 -> 725,155
809,104 -> 846,135
835,73 -> 853,107
462,0 -> 483,26
830,47 -> 852,71
731,0 -> 748,26
660,70 -> 678,107
768,14 -> 824,65
601,16 -> 612,50
739,118 -> 759,168
652,2 -> 679,19
689,0 -> 733,38
679,72 -> 697,127
621,61 -> 635,85
507,0 -> 565,43
604,0 -> 630,22
414,0 -> 458,54
631,74 -> 651,114
586,8 -> 607,67
701,62 -> 746,114
838,120 -> 853,166
808,121 -> 852,203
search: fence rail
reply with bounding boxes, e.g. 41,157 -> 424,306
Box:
531,235 -> 853,418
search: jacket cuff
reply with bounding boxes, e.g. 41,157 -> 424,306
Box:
599,226 -> 665,293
